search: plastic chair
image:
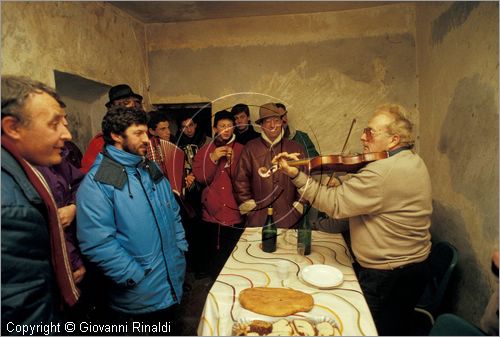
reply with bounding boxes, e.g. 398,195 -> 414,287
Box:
429,313 -> 485,336
414,241 -> 459,324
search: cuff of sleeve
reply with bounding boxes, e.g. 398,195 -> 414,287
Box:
292,171 -> 309,189
239,199 -> 257,215
177,240 -> 189,252
293,201 -> 304,214
209,153 -> 218,165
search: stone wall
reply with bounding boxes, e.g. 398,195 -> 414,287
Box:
1,2 -> 149,144
416,2 -> 499,324
1,1 -> 498,325
147,3 -> 418,155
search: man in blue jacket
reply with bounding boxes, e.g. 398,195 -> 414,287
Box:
2,76 -> 78,334
76,106 -> 187,332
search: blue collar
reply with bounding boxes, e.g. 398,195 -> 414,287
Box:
388,146 -> 411,157
104,144 -> 144,167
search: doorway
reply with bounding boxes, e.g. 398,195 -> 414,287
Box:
54,70 -> 110,154
154,102 -> 212,141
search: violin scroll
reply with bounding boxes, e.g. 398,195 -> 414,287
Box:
258,165 -> 279,178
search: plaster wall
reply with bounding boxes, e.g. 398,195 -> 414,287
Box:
147,4 -> 418,155
1,1 -> 149,138
416,2 -> 499,323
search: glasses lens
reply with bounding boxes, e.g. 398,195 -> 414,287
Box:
363,128 -> 374,141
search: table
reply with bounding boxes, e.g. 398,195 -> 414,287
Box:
197,228 -> 378,336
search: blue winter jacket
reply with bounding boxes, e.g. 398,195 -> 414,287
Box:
1,148 -> 61,330
76,145 -> 187,314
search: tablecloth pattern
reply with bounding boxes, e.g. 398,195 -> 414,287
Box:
197,228 -> 378,336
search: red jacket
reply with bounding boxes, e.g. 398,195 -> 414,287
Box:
192,138 -> 243,226
81,133 -> 104,174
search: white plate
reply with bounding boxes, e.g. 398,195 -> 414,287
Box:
300,264 -> 344,289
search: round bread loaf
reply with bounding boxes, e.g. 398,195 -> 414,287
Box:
239,287 -> 314,317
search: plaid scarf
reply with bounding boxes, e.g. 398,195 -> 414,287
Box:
2,135 -> 80,306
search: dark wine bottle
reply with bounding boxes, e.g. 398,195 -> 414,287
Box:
297,208 -> 312,255
262,207 -> 277,253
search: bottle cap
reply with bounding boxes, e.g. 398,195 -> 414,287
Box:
267,207 -> 273,215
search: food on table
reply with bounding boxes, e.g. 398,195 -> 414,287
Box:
249,320 -> 273,335
293,319 -> 316,336
232,318 -> 340,336
239,287 -> 314,317
316,321 -> 338,336
271,319 -> 293,335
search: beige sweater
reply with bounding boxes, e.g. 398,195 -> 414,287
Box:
293,150 -> 432,270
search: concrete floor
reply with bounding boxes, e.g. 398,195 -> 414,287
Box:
178,271 -> 215,336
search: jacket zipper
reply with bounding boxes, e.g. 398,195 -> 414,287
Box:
134,170 -> 178,303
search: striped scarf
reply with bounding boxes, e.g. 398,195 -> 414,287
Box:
1,135 -> 80,307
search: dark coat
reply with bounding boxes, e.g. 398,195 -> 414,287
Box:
36,145 -> 85,272
235,124 -> 260,145
1,148 -> 60,329
234,136 -> 306,228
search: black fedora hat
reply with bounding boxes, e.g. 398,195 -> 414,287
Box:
105,84 -> 143,108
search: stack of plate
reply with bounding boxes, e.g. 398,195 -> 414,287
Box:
300,264 -> 344,289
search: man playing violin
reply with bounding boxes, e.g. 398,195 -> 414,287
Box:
273,104 -> 432,336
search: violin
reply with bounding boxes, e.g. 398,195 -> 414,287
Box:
258,151 -> 388,178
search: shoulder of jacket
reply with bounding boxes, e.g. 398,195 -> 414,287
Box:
284,137 -> 305,150
93,155 -> 127,189
1,149 -> 42,203
200,142 -> 214,152
295,129 -> 311,140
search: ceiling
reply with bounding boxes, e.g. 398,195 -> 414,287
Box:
108,1 -> 401,24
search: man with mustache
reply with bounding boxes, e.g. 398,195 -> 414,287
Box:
80,84 -> 143,173
76,107 -> 187,332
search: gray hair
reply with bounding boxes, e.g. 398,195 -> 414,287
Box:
374,103 -> 415,148
1,75 -> 65,126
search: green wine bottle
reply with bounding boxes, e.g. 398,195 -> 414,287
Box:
262,207 -> 277,253
297,208 -> 312,255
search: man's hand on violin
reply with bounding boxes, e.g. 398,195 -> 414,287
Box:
272,152 -> 301,178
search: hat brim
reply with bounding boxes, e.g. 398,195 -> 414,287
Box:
255,115 -> 282,125
105,93 -> 143,107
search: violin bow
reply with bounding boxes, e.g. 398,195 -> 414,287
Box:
326,118 -> 356,186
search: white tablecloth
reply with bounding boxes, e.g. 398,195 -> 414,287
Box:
197,227 -> 378,336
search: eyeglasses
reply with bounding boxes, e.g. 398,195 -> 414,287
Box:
262,117 -> 282,126
362,127 -> 386,141
217,123 -> 234,129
